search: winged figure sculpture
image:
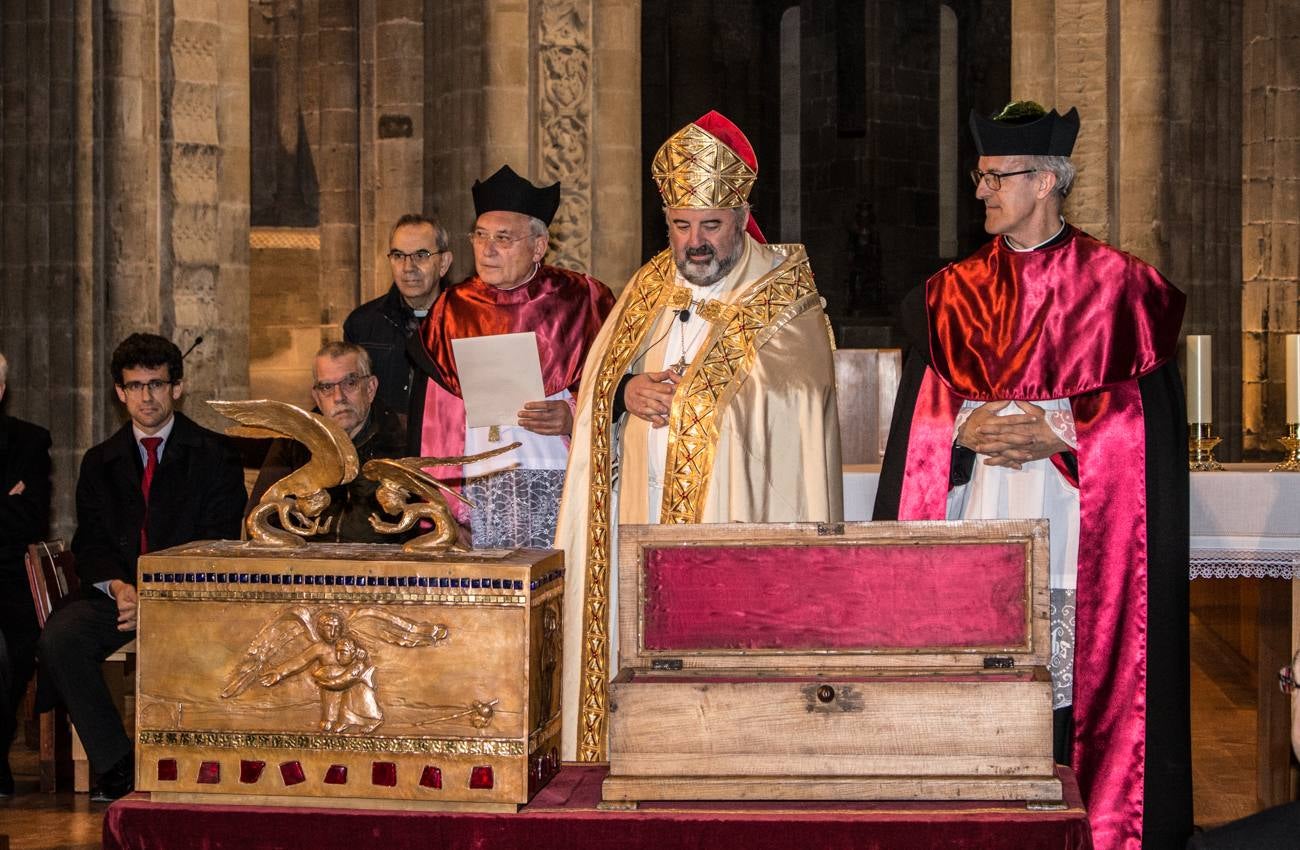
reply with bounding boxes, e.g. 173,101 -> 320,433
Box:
209,399 -> 360,548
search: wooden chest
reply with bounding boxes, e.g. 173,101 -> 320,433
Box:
603,520 -> 1061,805
135,541 -> 563,811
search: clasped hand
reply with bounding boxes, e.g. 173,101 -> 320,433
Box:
956,401 -> 1069,470
623,369 -> 681,429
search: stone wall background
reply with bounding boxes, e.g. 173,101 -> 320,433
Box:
1,0 -> 1297,542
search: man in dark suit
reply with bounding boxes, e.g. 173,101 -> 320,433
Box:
0,351 -> 52,796
36,333 -> 246,800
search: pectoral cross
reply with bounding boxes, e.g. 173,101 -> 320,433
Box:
672,357 -> 688,376
488,425 -> 500,442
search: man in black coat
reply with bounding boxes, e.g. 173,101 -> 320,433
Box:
344,214 -> 453,426
247,341 -> 409,543
0,351 -> 52,796
36,334 -> 246,800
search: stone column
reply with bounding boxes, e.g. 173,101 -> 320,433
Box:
589,0 -> 640,288
1242,0 -> 1300,453
360,0 -> 426,301
314,0 -> 359,337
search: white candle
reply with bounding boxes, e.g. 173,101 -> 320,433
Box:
1186,335 -> 1212,424
1287,334 -> 1300,424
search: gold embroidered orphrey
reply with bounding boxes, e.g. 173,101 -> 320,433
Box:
221,606 -> 452,734
575,244 -> 819,761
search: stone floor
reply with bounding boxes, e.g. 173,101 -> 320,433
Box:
0,614 -> 1271,848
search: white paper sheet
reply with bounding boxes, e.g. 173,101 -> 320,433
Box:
451,332 -> 546,428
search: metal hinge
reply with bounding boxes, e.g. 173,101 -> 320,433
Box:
651,658 -> 683,671
816,522 -> 845,536
983,656 -> 1015,669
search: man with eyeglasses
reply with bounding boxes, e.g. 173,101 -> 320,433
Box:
248,341 -> 408,543
37,333 -> 246,800
875,101 -> 1190,849
344,214 -> 454,422
409,165 -> 614,549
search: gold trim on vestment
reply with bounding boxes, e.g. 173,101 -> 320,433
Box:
660,251 -> 817,523
575,251 -> 679,762
575,246 -> 818,761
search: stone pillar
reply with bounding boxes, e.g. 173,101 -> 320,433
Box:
426,0 -> 640,290
314,0 -> 360,337
360,0 -> 426,301
1115,0 -> 1168,269
1241,0 -> 1300,454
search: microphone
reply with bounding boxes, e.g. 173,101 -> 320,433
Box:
678,308 -> 690,323
182,335 -> 205,359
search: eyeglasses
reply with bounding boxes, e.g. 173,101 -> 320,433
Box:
1280,666 -> 1297,695
468,230 -> 535,249
119,379 -> 174,396
387,249 -> 442,264
970,168 -> 1038,191
311,373 -> 371,395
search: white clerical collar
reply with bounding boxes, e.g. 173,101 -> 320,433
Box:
1005,217 -> 1066,252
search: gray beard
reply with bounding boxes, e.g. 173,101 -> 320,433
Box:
677,242 -> 743,287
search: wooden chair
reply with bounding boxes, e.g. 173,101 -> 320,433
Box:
834,348 -> 902,465
24,542 -> 136,793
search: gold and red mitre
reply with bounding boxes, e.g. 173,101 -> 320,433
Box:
652,110 -> 766,241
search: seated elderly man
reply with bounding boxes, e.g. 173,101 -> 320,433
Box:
249,341 -> 408,543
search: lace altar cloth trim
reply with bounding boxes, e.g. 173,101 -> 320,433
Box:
1189,549 -> 1299,580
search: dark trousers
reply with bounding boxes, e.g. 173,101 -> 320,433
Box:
36,588 -> 134,774
0,590 -> 40,765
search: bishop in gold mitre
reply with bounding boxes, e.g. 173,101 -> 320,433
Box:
554,110 -> 843,762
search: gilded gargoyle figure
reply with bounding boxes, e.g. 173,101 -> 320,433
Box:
209,399 -> 359,548
363,442 -> 520,553
220,606 -> 449,734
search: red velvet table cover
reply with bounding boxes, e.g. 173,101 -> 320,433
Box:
104,765 -> 1093,850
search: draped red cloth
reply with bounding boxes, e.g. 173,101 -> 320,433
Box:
415,266 -> 614,519
103,765 -> 1093,850
897,228 -> 1184,850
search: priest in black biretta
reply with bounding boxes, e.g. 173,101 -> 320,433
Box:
406,164 -> 614,550
471,164 -> 561,224
874,99 -> 1192,850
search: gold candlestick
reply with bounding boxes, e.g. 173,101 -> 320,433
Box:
1188,422 -> 1223,471
1273,423 -> 1300,472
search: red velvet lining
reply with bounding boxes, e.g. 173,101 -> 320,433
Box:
104,765 -> 1093,850
642,543 -> 1027,651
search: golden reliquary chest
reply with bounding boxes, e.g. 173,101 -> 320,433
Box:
134,541 -> 563,811
603,519 -> 1061,806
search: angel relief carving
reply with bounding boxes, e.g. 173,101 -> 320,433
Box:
220,607 -> 448,734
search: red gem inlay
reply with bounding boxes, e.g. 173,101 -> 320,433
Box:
419,766 -> 442,789
196,761 -> 220,784
371,762 -> 397,787
324,764 -> 348,784
469,765 -> 494,789
157,759 -> 178,781
240,760 -> 265,784
280,761 -> 306,786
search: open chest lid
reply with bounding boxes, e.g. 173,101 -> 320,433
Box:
616,519 -> 1050,672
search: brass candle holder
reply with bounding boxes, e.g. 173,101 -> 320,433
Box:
1188,422 -> 1223,471
1273,423 -> 1300,472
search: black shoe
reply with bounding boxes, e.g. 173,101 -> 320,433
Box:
0,758 -> 13,797
90,754 -> 134,802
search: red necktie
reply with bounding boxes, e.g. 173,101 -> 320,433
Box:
139,436 -> 163,554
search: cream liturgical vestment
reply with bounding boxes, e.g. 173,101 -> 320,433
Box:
554,234 -> 843,761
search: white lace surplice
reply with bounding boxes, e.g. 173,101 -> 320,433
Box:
946,399 -> 1079,709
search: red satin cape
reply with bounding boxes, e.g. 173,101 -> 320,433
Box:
898,231 -> 1184,850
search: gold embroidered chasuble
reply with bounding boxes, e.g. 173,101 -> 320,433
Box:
554,236 -> 844,762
